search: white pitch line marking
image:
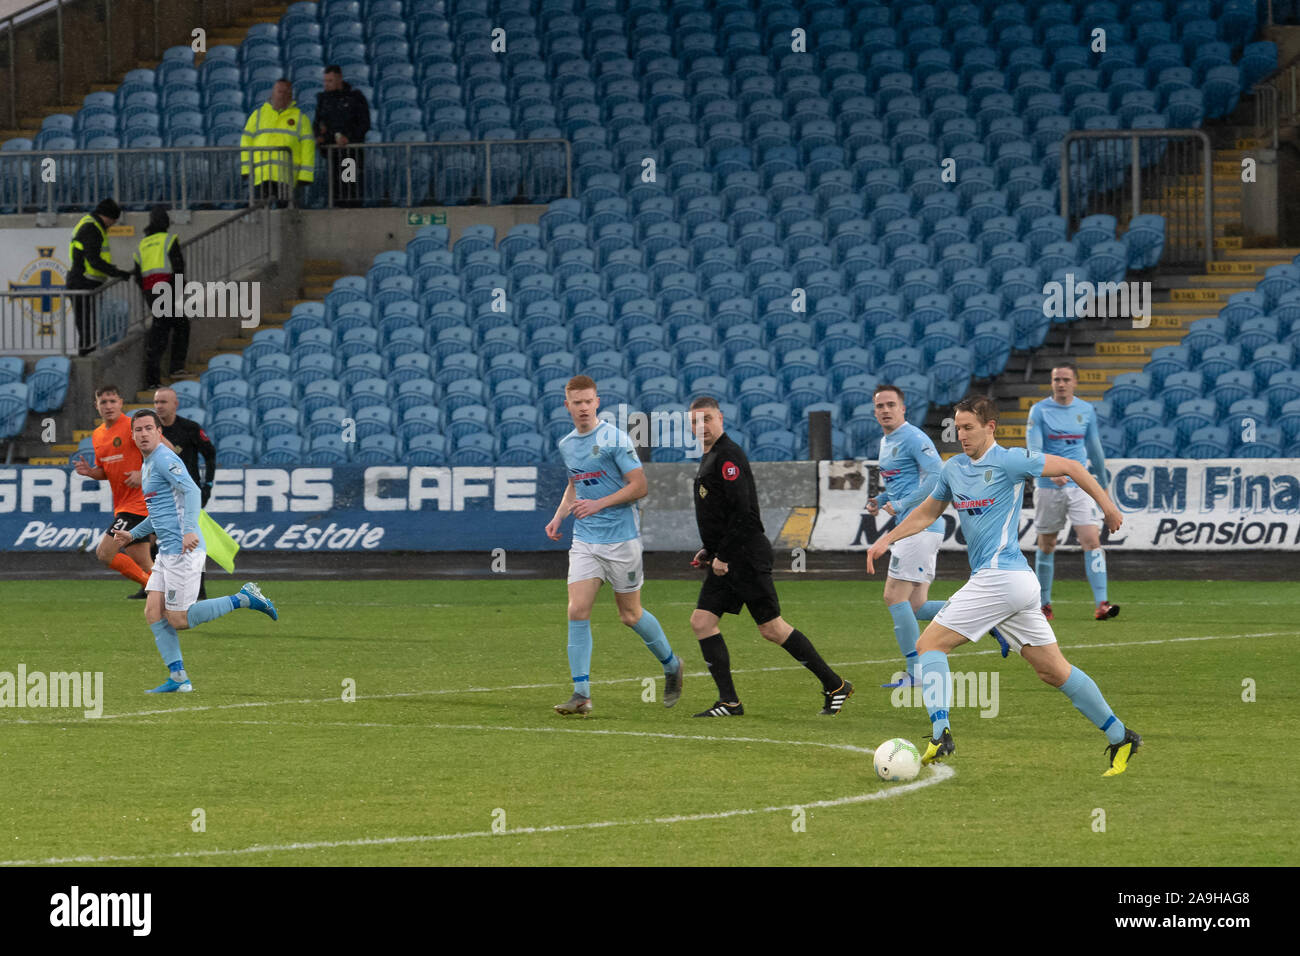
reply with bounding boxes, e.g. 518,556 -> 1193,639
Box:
7,629 -> 1291,726
0,764 -> 955,866
89,718 -> 881,753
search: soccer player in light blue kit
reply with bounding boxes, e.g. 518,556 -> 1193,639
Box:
544,376 -> 683,716
112,410 -> 278,694
1026,362 -> 1119,621
866,396 -> 1141,776
866,384 -> 948,688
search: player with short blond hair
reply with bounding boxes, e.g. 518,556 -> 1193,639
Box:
544,375 -> 683,716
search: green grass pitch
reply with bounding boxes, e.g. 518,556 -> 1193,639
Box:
1,577 -> 1295,866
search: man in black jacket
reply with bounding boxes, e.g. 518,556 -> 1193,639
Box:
135,205 -> 188,387
687,396 -> 853,717
67,198 -> 132,355
154,385 -> 216,598
315,65 -> 371,207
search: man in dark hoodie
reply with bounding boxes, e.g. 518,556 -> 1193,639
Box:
68,198 -> 133,356
315,65 -> 371,207
133,205 -> 188,388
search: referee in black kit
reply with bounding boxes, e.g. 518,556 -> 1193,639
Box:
154,385 -> 217,597
686,396 -> 853,716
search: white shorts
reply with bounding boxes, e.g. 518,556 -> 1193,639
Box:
933,568 -> 1057,653
146,550 -> 206,611
1034,483 -> 1101,536
568,538 -> 644,593
887,530 -> 941,584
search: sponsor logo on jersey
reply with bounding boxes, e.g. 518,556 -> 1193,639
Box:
955,494 -> 994,514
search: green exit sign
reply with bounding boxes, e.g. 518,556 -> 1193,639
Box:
406,212 -> 448,226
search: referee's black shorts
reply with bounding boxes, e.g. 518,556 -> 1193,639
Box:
696,556 -> 782,626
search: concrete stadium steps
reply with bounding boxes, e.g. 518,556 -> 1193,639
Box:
185,258 -> 341,374
993,244 -> 1300,441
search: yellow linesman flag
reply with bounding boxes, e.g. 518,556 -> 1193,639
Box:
199,511 -> 239,573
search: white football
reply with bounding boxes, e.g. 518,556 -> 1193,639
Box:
873,738 -> 921,782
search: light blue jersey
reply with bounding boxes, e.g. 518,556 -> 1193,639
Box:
1026,397 -> 1106,489
930,443 -> 1044,573
877,422 -> 943,533
558,421 -> 644,545
130,444 -> 204,555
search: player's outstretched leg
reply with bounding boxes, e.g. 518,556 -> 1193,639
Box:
185,582 -> 278,629
1023,644 -> 1138,775
917,648 -> 955,763
146,619 -> 191,693
555,619 -> 593,716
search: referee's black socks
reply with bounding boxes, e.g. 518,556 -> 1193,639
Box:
781,629 -> 841,692
698,633 -> 739,703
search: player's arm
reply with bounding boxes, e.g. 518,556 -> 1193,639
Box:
897,438 -> 941,514
572,466 -> 646,518
1025,404 -> 1044,455
1041,454 -> 1121,532
115,514 -> 154,545
545,481 -> 576,539
161,456 -> 203,548
865,493 -> 946,574
1083,414 -> 1109,487
74,459 -> 106,480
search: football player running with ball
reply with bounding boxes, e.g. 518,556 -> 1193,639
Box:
866,396 -> 1141,776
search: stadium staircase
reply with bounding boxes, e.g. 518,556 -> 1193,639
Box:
0,5 -> 291,147
989,115 -> 1293,449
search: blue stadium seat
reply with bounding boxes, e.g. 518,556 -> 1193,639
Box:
26,356 -> 70,411
1185,425 -> 1230,459
404,432 -> 448,466
0,383 -> 27,439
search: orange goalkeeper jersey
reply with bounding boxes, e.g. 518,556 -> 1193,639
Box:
91,414 -> 147,515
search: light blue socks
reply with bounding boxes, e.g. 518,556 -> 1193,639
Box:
567,619 -> 593,697
150,619 -> 184,675
1036,550 -> 1055,605
1084,549 -> 1108,604
187,593 -> 245,629
918,649 -> 952,738
888,601 -> 920,679
915,600 -> 946,620
1060,666 -> 1125,744
629,609 -> 677,673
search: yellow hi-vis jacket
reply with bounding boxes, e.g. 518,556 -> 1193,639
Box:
68,214 -> 113,280
241,100 -> 315,185
134,232 -> 177,290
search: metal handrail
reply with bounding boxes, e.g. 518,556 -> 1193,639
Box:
1060,128 -> 1213,269
2,138 -> 574,212
0,144 -> 295,214
0,201 -> 272,356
